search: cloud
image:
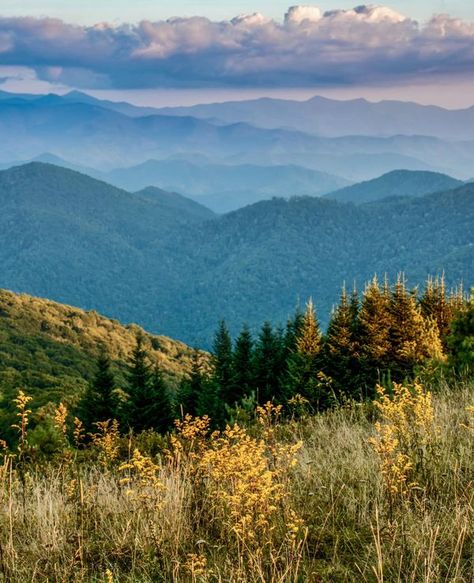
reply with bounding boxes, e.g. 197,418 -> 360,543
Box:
0,6 -> 472,89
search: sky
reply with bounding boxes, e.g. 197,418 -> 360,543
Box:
3,1 -> 474,24
1,2 -> 473,107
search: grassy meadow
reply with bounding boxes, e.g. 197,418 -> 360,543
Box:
0,378 -> 472,582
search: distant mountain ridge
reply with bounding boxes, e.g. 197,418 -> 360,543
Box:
324,170 -> 464,204
0,163 -> 472,344
158,95 -> 474,141
1,90 -> 474,180
106,159 -> 350,212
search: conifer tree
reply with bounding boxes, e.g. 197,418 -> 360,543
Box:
420,275 -> 453,350
254,321 -> 285,404
147,366 -> 175,434
126,333 -> 173,433
388,276 -> 444,379
230,325 -> 254,405
324,286 -> 360,398
286,299 -> 324,407
358,276 -> 393,391
448,289 -> 474,373
212,320 -> 233,405
283,307 -> 305,357
177,349 -> 206,417
78,347 -> 118,431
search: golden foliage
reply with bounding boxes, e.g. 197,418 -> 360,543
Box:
53,402 -> 68,435
369,382 -> 437,497
11,389 -> 32,449
90,419 -> 120,466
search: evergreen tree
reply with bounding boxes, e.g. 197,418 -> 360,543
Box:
125,333 -> 152,431
254,321 -> 285,404
212,320 -> 233,403
358,277 -> 393,388
324,286 -> 360,399
420,275 -> 453,350
78,347 -> 118,431
177,349 -> 206,417
388,276 -> 444,379
147,366 -> 175,434
283,307 -> 305,357
230,325 -> 254,405
126,333 -> 175,433
286,299 -> 324,407
448,289 -> 474,373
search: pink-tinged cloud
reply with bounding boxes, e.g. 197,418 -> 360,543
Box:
0,5 -> 473,89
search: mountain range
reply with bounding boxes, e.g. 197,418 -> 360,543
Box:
158,95 -> 474,141
0,162 -> 472,345
104,159 -> 349,213
1,90 -> 474,186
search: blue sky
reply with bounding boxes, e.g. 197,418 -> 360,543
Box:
3,1 -> 474,24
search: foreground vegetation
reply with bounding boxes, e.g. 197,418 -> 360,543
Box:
0,277 -> 472,581
0,378 -> 473,582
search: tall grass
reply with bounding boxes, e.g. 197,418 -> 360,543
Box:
0,380 -> 472,582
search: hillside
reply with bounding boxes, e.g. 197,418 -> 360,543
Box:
0,288 -> 198,410
0,162 -> 214,329
1,162 -> 472,344
107,159 -> 349,212
325,170 -> 463,204
134,186 -> 214,219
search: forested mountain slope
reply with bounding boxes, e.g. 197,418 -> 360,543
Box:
0,163 -> 472,344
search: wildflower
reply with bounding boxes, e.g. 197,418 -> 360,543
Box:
369,382 -> 437,497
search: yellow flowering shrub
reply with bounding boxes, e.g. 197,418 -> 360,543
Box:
196,408 -> 304,556
90,419 -> 120,467
119,448 -> 165,508
369,382 -> 437,497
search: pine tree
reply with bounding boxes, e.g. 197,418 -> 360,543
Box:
324,286 -> 360,398
448,289 -> 474,373
286,299 -> 324,407
358,276 -> 393,392
147,366 -> 175,434
230,325 -> 254,405
78,347 -> 118,431
126,333 -> 152,431
283,307 -> 305,357
388,275 -> 444,379
254,321 -> 285,404
177,349 -> 206,417
420,275 -> 453,350
126,333 -> 175,433
210,320 -> 233,410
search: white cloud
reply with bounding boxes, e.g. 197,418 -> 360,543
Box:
285,6 -> 322,25
0,6 -> 472,89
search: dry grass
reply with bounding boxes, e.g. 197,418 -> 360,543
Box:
0,380 -> 472,582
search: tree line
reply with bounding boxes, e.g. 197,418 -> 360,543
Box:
78,275 -> 472,433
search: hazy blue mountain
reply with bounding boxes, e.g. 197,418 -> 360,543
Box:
0,163 -> 472,345
158,95 -> 474,141
1,91 -> 473,178
106,159 -> 350,212
325,170 -> 463,204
